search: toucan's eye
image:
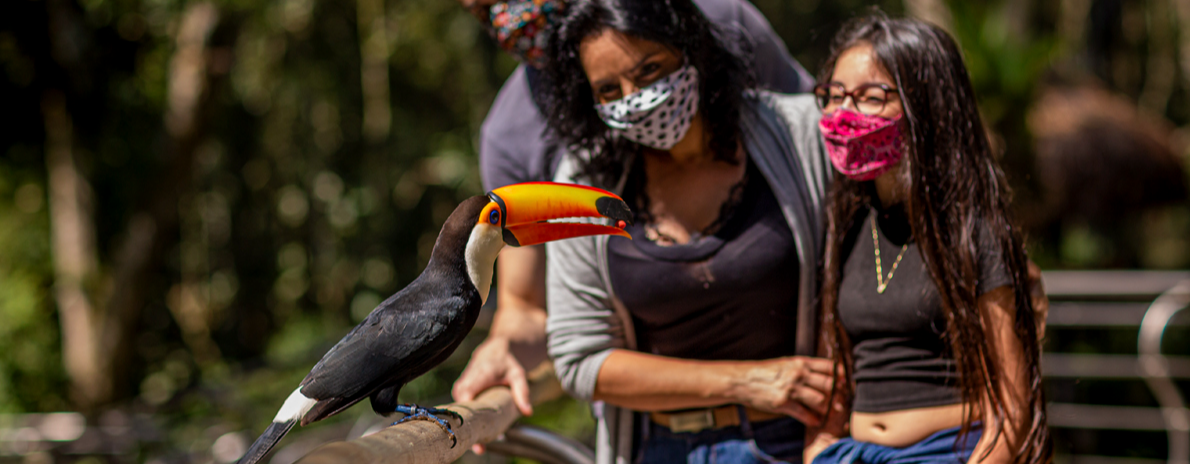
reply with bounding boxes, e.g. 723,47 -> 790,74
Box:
489,209 -> 500,225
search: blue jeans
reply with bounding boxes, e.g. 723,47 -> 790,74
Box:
635,408 -> 805,463
810,424 -> 982,464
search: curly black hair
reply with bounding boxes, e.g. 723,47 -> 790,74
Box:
541,0 -> 754,188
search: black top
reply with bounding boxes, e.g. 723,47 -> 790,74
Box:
477,0 -> 815,191
607,163 -> 800,360
838,204 -> 1011,413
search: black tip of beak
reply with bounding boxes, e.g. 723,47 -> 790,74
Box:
502,229 -> 521,247
596,196 -> 633,226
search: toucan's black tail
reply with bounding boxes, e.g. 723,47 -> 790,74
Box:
238,419 -> 296,464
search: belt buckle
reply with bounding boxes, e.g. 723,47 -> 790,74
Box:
668,409 -> 715,433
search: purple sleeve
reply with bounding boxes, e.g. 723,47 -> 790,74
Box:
479,66 -> 559,191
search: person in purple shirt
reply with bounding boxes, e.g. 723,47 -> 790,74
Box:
451,0 -> 814,439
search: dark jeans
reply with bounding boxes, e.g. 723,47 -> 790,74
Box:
810,424 -> 983,464
635,407 -> 806,464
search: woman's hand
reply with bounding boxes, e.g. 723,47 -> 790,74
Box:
728,356 -> 837,426
453,337 -> 534,415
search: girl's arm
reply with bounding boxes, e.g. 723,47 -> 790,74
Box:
969,285 -> 1031,463
594,350 -> 834,427
803,333 -> 849,463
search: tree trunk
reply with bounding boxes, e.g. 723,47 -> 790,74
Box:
905,0 -> 953,32
43,90 -> 108,410
43,0 -> 225,412
1137,0 -> 1177,115
106,0 -> 225,378
357,0 -> 391,144
1173,0 -> 1190,108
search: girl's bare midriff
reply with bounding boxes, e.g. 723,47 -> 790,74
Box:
851,403 -> 968,448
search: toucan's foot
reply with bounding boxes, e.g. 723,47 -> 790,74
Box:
392,404 -> 463,447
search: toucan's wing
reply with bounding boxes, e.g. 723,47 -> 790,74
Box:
296,287 -> 473,423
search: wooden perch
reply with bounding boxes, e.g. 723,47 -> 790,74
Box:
296,367 -> 565,464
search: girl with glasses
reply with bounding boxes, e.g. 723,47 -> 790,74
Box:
807,15 -> 1051,464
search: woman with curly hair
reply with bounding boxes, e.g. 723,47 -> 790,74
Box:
539,0 -> 838,462
806,15 -> 1051,463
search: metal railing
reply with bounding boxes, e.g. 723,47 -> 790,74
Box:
483,424 -> 596,464
1043,270 -> 1190,463
1138,280 -> 1190,463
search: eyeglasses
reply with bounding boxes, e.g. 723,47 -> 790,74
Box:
814,83 -> 899,115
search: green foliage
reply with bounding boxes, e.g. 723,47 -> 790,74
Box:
752,0 -> 904,77
946,1 -> 1059,128
0,163 -> 67,414
2,0 -> 513,457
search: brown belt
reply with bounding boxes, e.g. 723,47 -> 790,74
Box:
650,405 -> 787,433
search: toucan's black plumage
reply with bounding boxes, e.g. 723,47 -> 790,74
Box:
238,184 -> 632,464
297,196 -> 489,422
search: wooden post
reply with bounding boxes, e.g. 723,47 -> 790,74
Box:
296,369 -> 564,464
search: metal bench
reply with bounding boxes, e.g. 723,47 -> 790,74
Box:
1043,271 -> 1190,463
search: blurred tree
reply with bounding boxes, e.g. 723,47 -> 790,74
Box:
0,0 -> 884,420
42,0 -> 232,413
1,0 -> 1189,461
2,0 -> 512,457
751,0 -> 903,80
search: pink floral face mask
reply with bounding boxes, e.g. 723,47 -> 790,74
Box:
819,109 -> 906,181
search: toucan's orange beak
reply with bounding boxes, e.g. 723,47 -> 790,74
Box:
487,182 -> 633,247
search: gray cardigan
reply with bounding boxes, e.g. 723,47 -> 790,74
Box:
545,92 -> 831,463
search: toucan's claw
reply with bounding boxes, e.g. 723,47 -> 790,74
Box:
393,404 -> 461,448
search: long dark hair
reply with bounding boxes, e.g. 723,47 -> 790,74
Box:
541,0 -> 753,188
816,16 -> 1051,462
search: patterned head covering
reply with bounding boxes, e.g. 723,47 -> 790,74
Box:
486,0 -> 566,68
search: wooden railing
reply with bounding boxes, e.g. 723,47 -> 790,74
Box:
294,366 -> 586,464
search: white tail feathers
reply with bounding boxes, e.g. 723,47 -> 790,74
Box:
273,387 -> 317,423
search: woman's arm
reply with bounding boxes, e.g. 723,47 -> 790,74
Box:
969,286 -> 1031,463
544,193 -> 834,426
1027,260 -> 1049,338
593,349 -> 834,426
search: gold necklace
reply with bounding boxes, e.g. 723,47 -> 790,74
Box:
872,214 -> 909,294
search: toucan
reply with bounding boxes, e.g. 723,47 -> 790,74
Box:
237,182 -> 632,464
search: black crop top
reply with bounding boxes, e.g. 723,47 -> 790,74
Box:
838,204 -> 1011,413
607,163 -> 800,361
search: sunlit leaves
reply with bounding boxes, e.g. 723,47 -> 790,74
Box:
0,166 -> 64,414
947,0 -> 1058,127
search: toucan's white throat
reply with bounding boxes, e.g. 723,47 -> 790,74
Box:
464,223 -> 504,305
